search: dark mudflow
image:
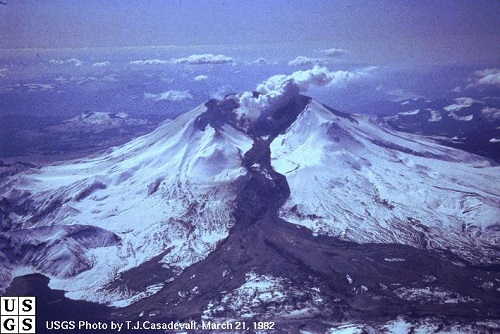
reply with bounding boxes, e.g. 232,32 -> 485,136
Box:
115,100 -> 500,329
234,138 -> 290,225
116,217 -> 500,323
105,251 -> 177,294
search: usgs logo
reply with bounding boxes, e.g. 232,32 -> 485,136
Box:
0,297 -> 36,334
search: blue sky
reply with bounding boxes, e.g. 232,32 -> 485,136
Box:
1,0 -> 499,64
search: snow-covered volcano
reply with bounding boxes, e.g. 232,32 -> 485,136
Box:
271,100 -> 499,263
0,101 -> 253,304
1,81 -> 499,322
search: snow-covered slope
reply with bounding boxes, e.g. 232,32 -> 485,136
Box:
0,103 -> 253,303
271,100 -> 499,263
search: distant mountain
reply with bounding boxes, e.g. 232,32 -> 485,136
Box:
377,96 -> 500,161
1,93 -> 498,330
46,111 -> 149,133
0,112 -> 159,161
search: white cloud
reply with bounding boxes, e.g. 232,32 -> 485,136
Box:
470,68 -> 500,86
26,83 -> 56,91
257,65 -> 373,94
319,48 -> 348,57
49,58 -> 83,66
482,107 -> 500,120
55,76 -> 69,84
235,65 -> 373,129
1,83 -> 56,93
251,57 -> 269,65
92,61 -> 110,67
444,97 -> 481,112
173,54 -> 233,65
193,74 -> 208,81
449,111 -> 473,121
70,76 -> 98,85
130,59 -> 168,65
386,89 -> 422,102
428,109 -> 442,122
102,74 -> 119,82
288,56 -> 325,66
0,68 -> 7,78
144,90 -> 193,102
